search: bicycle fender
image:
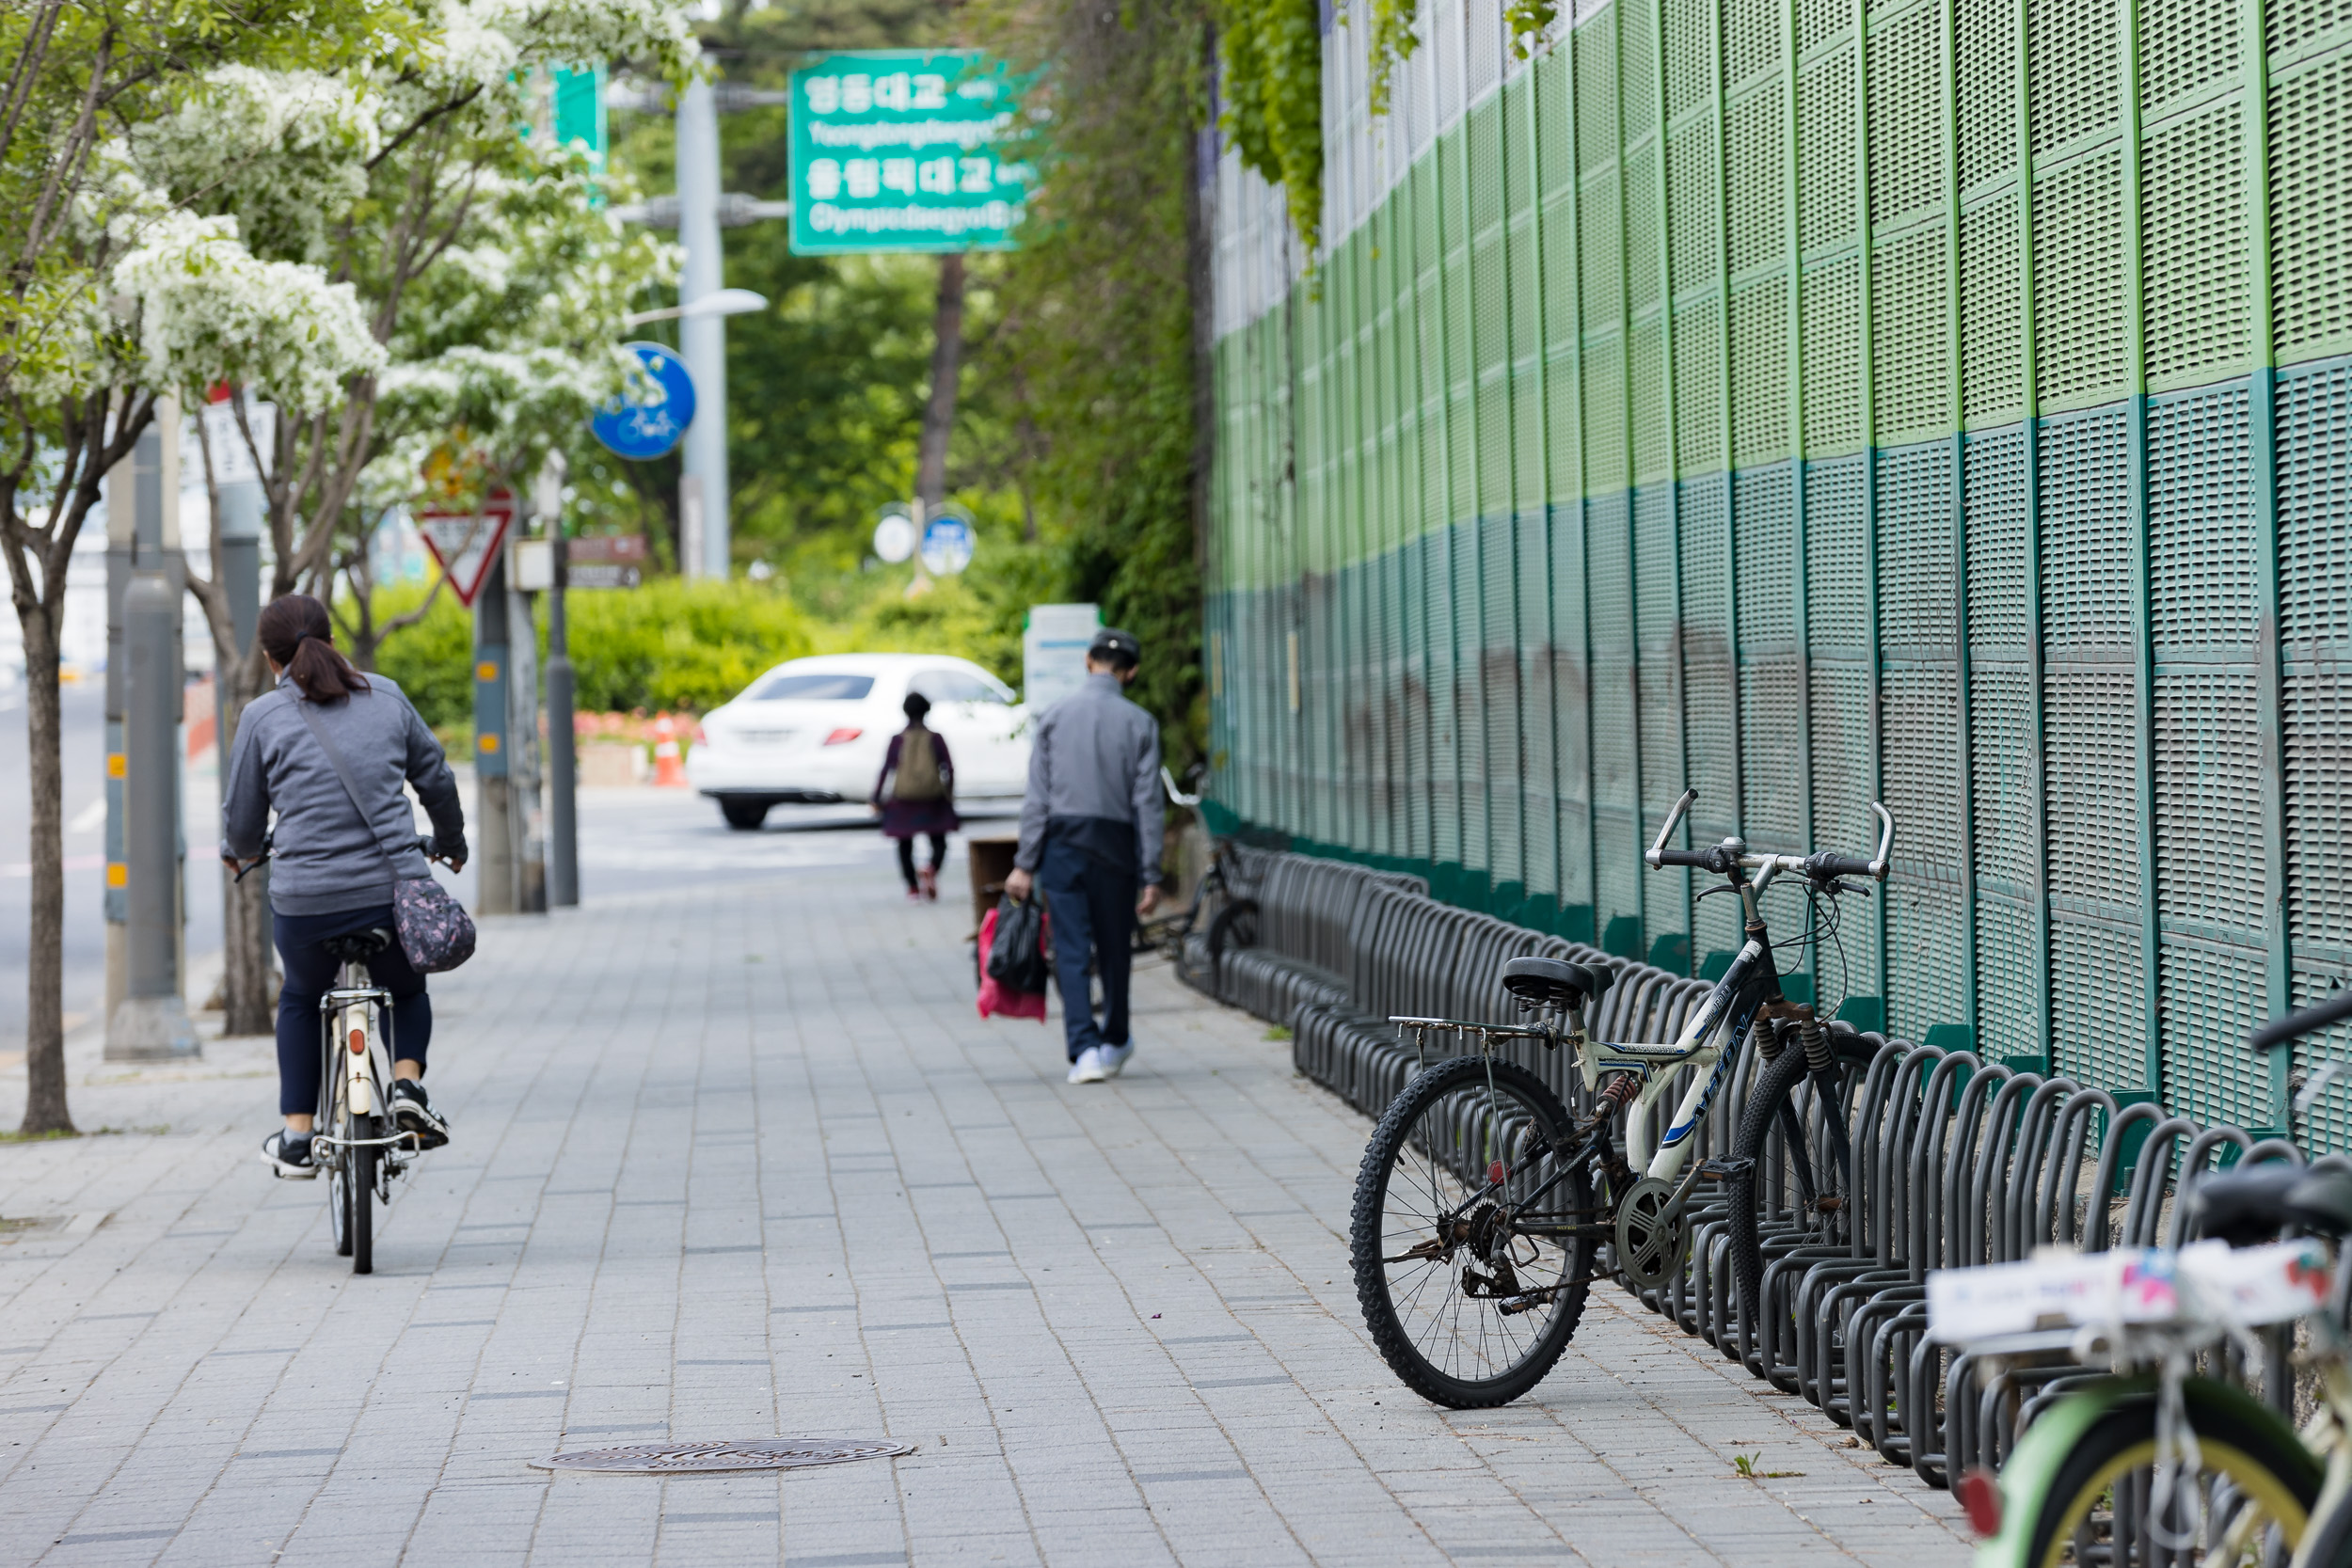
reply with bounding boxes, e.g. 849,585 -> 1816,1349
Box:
1976,1374 -> 2297,1567
1975,1374 -> 2153,1566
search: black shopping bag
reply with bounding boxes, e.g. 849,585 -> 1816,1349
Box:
985,894 -> 1052,996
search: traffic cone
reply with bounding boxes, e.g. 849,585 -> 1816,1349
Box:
652,712 -> 686,787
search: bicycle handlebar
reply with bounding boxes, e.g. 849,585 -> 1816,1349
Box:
2248,988 -> 2352,1053
1645,790 -> 1893,883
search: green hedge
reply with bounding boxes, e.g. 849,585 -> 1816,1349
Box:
367,578 -> 815,731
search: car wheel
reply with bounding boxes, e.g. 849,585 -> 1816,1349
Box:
721,800 -> 770,831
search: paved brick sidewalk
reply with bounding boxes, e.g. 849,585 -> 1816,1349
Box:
0,855 -> 1973,1566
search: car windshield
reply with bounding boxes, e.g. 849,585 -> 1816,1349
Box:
912,670 -> 1009,705
753,673 -> 874,702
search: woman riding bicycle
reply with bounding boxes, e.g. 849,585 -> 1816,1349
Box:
219,595 -> 467,1178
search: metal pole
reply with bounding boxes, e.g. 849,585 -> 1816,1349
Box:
676,77 -> 729,579
507,557 -> 546,914
547,529 -> 578,908
474,553 -> 515,915
103,447 -> 134,1030
219,475 -> 263,661
108,571 -> 199,1059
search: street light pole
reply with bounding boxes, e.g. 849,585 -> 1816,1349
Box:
675,77 -> 729,580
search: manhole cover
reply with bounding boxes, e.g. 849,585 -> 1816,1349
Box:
531,1438 -> 914,1474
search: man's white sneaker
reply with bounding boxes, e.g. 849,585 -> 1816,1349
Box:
1097,1040 -> 1135,1078
1068,1047 -> 1106,1084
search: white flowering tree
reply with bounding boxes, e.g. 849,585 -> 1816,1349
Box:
0,0 -> 407,1133
130,3 -> 695,1038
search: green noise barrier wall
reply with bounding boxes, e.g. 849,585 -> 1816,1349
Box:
1202,0 -> 2352,1142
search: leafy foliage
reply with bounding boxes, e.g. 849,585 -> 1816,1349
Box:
369,577 -> 816,727
1216,0 -> 1323,253
984,0 -> 1209,769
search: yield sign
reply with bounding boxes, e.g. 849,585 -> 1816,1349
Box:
417,491 -> 517,608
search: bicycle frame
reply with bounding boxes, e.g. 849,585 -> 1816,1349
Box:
311,964 -> 408,1171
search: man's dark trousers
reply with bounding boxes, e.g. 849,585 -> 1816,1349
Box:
1040,833 -> 1133,1062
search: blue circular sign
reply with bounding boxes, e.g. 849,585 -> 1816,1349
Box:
920,515 -> 975,576
591,342 -> 696,460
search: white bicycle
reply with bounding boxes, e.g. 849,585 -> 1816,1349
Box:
310,923 -> 428,1275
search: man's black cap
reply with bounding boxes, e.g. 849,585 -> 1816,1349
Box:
1089,627 -> 1141,668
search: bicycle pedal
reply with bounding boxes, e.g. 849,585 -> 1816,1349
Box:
1698,1157 -> 1755,1182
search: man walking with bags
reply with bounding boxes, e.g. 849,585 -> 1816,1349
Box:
1003,628 -> 1163,1085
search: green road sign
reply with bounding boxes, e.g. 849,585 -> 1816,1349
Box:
787,52 -> 1025,256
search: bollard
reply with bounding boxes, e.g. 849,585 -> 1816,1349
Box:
652,714 -> 684,787
108,572 -> 199,1059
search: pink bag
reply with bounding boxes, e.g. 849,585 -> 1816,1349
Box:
977,905 -> 1048,1022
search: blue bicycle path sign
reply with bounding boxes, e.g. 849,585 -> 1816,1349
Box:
592,343 -> 696,460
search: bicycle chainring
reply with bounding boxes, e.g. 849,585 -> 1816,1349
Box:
1613,1176 -> 1691,1293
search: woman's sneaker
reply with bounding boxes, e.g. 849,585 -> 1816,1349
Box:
261,1131 -> 317,1179
390,1081 -> 451,1150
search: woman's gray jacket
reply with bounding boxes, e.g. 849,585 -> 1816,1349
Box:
219,673 -> 465,915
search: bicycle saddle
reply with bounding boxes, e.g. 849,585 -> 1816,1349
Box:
1502,957 -> 1613,1008
2193,1164 -> 2352,1245
320,927 -> 395,963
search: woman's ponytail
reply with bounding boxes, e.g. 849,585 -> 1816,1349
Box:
256,594 -> 370,704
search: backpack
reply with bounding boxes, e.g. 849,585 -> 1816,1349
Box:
890,725 -> 946,801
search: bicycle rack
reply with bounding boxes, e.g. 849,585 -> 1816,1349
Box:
1206,847 -> 2344,1531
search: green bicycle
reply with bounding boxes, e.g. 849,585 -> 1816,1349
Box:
1931,988 -> 2352,1567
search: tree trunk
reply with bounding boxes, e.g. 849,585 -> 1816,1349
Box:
914,253 -> 967,509
215,647 -> 276,1037
18,604 -> 73,1134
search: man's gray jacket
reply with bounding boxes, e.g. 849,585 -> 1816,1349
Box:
1014,673 -> 1163,884
220,673 -> 464,915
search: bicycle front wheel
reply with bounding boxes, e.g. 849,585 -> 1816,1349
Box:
1992,1379 -> 2317,1568
1725,1028 -> 1874,1328
1349,1055 -> 1595,1408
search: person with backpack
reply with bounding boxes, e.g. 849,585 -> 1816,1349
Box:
872,689 -> 959,901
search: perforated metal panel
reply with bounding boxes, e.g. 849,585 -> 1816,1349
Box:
2267,53 -> 2352,365
1206,0 -> 2352,1130
1735,465 -> 1804,848
2279,361 -> 2352,962
1867,5 -> 1943,228
1680,477 -> 1738,826
2032,150 -> 2129,409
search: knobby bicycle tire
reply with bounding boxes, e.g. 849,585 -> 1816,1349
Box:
1724,1030 -> 1872,1337
2001,1383 -> 2318,1568
1350,1056 -> 1593,1408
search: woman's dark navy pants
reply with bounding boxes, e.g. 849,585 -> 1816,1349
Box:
274,905 -> 430,1116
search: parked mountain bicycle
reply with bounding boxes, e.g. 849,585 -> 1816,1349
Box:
1146,764 -> 1257,977
1348,786 -> 1892,1406
1932,986 -> 2352,1568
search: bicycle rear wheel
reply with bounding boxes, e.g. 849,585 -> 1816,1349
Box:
1349,1055 -> 1595,1408
1994,1381 -> 2316,1567
348,1117 -> 374,1275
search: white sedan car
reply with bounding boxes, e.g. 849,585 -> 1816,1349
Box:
686,653 -> 1030,831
